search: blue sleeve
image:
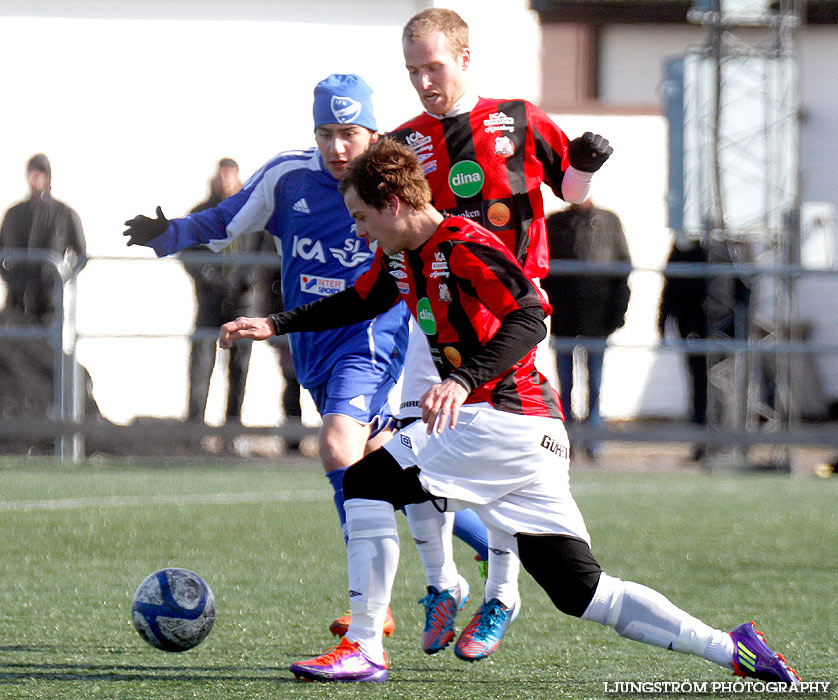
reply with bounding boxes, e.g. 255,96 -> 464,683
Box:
149,173 -> 276,257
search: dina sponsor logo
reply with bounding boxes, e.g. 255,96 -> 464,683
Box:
448,160 -> 484,198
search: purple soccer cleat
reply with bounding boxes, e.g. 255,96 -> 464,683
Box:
729,621 -> 800,685
289,637 -> 388,683
419,576 -> 470,654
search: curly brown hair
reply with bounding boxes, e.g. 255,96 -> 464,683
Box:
338,137 -> 432,211
402,8 -> 469,57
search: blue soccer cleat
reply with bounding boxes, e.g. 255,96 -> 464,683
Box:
418,575 -> 469,654
454,595 -> 519,662
729,621 -> 800,685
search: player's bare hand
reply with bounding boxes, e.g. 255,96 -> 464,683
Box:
219,317 -> 274,348
421,379 -> 469,434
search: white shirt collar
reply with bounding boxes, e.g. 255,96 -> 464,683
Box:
426,91 -> 479,119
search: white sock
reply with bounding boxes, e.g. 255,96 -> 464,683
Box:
404,501 -> 459,591
343,498 -> 399,665
483,528 -> 520,608
582,572 -> 734,669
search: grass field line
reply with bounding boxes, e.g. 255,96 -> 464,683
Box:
0,490 -> 329,512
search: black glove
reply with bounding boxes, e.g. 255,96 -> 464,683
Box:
123,206 -> 169,247
568,132 -> 613,173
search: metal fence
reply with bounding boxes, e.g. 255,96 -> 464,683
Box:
3,251 -> 838,464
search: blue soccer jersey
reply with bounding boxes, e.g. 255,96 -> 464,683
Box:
149,148 -> 409,388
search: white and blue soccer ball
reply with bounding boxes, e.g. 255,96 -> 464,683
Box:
131,568 -> 216,652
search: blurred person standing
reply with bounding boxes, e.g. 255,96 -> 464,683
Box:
543,201 -> 630,460
658,239 -> 709,461
182,158 -> 263,430
0,153 -> 85,324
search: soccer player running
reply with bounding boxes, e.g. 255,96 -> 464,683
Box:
388,7 -> 614,660
220,138 -> 800,686
122,73 -> 485,638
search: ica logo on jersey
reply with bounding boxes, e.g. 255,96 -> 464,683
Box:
292,234 -> 370,268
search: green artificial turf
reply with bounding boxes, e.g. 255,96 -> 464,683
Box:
0,458 -> 834,699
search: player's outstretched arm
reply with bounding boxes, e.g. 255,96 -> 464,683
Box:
123,206 -> 169,247
219,316 -> 275,348
420,379 -> 469,434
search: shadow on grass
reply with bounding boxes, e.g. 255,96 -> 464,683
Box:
0,660 -> 298,685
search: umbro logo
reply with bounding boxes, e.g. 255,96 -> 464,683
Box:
293,198 -> 311,214
349,589 -> 363,598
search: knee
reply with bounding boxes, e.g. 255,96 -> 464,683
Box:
516,534 -> 602,617
341,449 -> 403,505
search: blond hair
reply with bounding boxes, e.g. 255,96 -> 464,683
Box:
402,8 -> 469,57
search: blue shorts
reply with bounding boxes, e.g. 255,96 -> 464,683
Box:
307,355 -> 397,437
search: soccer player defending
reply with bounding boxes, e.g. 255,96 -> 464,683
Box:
220,138 -> 800,686
390,7 -> 613,659
122,74 -> 487,638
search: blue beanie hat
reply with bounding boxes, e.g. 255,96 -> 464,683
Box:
313,74 -> 377,132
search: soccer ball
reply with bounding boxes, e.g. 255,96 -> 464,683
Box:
131,568 -> 216,652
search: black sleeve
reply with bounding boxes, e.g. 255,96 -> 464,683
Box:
268,281 -> 399,335
449,307 -> 547,393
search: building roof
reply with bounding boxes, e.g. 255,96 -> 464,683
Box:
530,0 -> 838,24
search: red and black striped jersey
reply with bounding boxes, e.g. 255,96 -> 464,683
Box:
389,97 -> 570,280
354,217 -> 562,418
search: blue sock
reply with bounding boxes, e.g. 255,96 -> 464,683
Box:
325,467 -> 349,544
453,508 -> 489,561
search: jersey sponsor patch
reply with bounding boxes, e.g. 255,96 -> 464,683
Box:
483,111 -> 515,133
329,237 -> 371,268
300,274 -> 346,297
397,281 -> 410,295
416,297 -> 437,335
292,198 -> 311,213
448,160 -> 485,198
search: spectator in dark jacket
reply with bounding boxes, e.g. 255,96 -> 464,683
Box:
543,201 -> 631,459
0,153 -> 85,324
183,159 -> 262,428
658,239 -> 709,460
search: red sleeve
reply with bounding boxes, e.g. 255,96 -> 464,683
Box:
526,101 -> 569,198
449,239 -> 551,320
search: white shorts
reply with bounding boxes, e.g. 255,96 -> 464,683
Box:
383,402 -> 589,541
398,318 -> 440,419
